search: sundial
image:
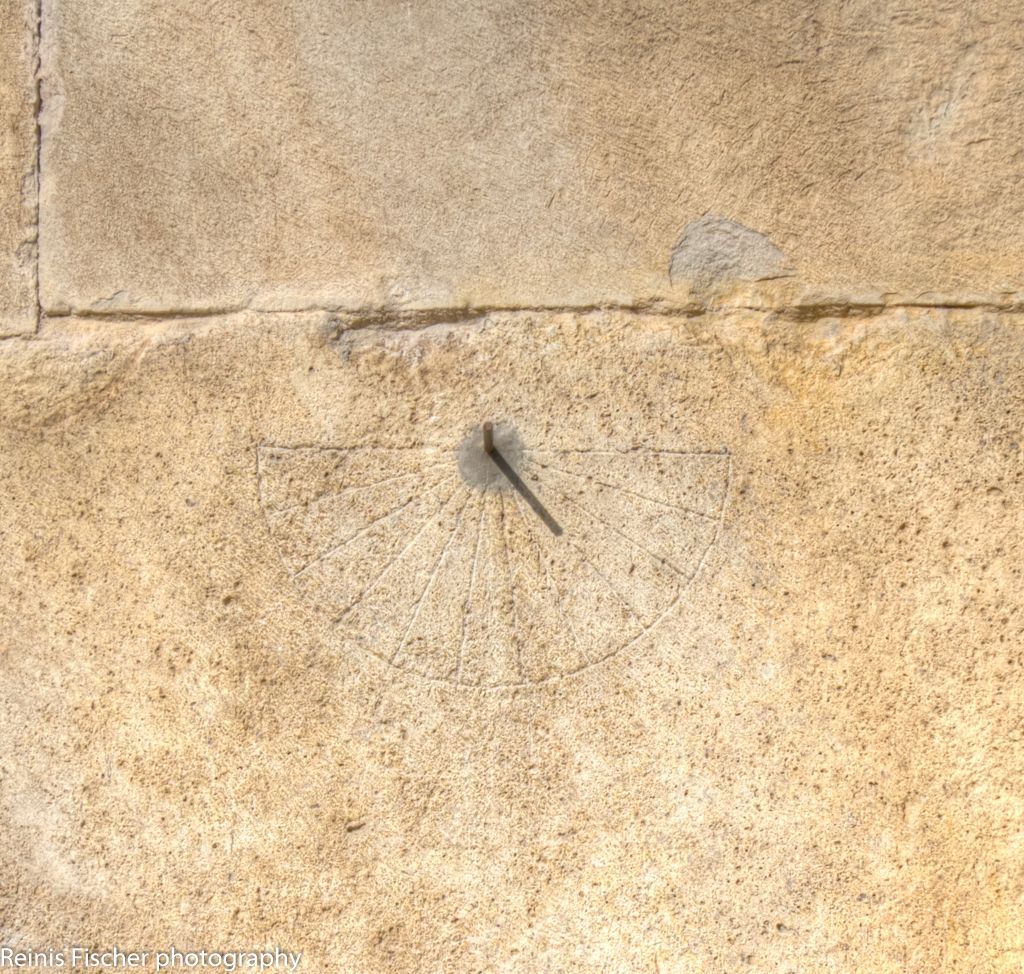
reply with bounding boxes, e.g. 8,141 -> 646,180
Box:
257,423 -> 731,688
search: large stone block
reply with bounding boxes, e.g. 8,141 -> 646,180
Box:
1,309 -> 1021,970
40,0 -> 1024,315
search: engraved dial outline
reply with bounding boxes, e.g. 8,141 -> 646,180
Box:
257,442 -> 732,688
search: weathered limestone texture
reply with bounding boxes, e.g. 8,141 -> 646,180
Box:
39,0 -> 1024,314
2,311 -> 1023,972
0,0 -> 38,334
2,0 -> 1024,971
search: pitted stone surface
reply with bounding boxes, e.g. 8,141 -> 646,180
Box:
1,309 -> 1022,971
2,0 -> 1024,970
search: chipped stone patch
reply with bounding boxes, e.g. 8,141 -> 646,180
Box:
669,215 -> 793,291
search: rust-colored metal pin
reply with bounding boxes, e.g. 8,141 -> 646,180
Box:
482,421 -> 494,454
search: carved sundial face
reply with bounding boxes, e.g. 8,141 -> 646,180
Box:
257,421 -> 731,688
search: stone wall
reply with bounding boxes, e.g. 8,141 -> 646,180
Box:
2,3 -> 1022,972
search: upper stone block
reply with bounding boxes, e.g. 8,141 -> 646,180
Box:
40,0 -> 1024,313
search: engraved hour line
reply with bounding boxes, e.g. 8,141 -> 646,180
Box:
569,538 -> 647,630
264,462 -> 451,519
293,491 -> 423,580
527,448 -> 731,458
507,482 -> 644,635
534,478 -> 691,580
686,454 -> 733,585
523,457 -> 721,523
573,456 -> 735,675
553,455 -> 733,680
527,491 -> 646,629
260,445 -> 452,454
390,489 -> 474,665
508,489 -> 592,668
332,481 -> 463,624
504,454 -> 734,688
454,495 -> 487,683
504,473 -> 727,687
499,491 -> 525,679
292,470 -> 454,576
477,498 -> 501,682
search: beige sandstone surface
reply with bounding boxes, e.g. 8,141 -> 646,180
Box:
38,0 -> 1024,313
2,1 -> 1024,973
3,309 -> 1024,972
